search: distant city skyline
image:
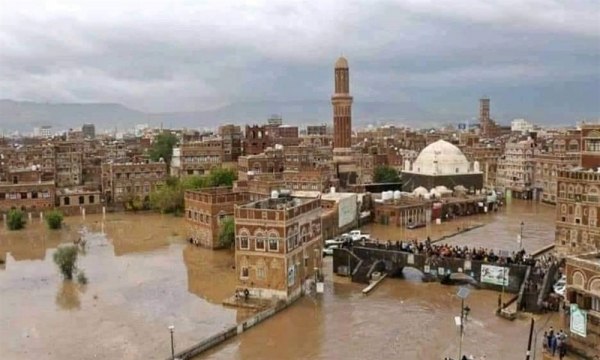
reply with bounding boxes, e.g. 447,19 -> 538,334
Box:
1,0 -> 599,126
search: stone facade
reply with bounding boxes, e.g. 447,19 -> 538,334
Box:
184,187 -> 257,249
555,169 -> 600,256
373,197 -> 430,227
564,253 -> 600,358
101,162 -> 167,205
497,139 -> 536,199
56,188 -> 103,216
581,124 -> 600,169
234,195 -> 322,300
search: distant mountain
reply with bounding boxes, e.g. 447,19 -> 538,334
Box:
0,99 -> 150,132
0,99 -> 442,133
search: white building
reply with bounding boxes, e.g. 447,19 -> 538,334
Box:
511,119 -> 534,134
33,125 -> 52,138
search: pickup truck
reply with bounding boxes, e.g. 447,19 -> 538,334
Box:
348,230 -> 370,242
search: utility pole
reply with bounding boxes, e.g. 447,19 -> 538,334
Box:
525,317 -> 534,360
519,221 -> 525,250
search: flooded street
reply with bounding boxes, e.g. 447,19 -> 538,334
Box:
1,200 -> 568,359
0,213 -> 245,360
203,200 -> 565,360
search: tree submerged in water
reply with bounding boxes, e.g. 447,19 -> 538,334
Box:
218,217 -> 235,249
53,245 -> 79,280
45,210 -> 64,230
7,209 -> 26,230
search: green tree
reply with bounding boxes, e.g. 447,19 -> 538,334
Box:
374,165 -> 400,183
148,132 -> 178,164
218,217 -> 235,249
208,167 -> 237,187
46,210 -> 64,230
53,245 -> 78,280
7,209 -> 26,230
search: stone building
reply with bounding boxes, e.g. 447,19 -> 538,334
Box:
244,125 -> 272,155
184,187 -> 257,249
0,168 -> 55,213
564,252 -> 600,358
54,141 -> 83,187
478,98 -> 502,138
581,124 -> 600,168
533,131 -> 580,204
496,139 -> 536,199
401,139 -> 483,192
56,188 -> 103,216
101,161 -> 167,205
555,169 -> 600,256
218,124 -> 243,163
461,143 -> 503,189
234,194 -> 323,300
373,194 -> 430,227
332,57 -> 353,149
171,139 -> 225,177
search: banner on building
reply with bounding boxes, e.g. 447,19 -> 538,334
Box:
480,264 -> 509,286
570,304 -> 587,337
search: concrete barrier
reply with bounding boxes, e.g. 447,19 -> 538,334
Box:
167,294 -> 301,360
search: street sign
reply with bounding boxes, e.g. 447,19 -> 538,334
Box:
457,287 -> 470,299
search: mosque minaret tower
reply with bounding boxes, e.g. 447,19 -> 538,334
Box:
331,57 -> 353,149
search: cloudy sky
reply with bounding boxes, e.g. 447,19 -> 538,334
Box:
1,0 -> 599,123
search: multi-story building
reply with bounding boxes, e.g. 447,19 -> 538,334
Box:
555,169 -> 600,256
244,125 -> 272,156
54,141 -> 83,187
101,161 -> 167,205
555,124 -> 600,256
0,168 -> 55,213
581,124 -> 600,168
496,139 -> 536,199
82,124 -> 96,139
234,194 -> 323,300
564,252 -> 600,358
533,131 -> 580,204
171,139 -> 225,177
462,143 -> 504,189
184,187 -> 257,249
478,98 -> 503,138
218,124 -> 243,163
307,125 -> 327,136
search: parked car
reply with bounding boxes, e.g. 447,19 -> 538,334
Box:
323,244 -> 340,256
406,222 -> 426,229
348,230 -> 370,242
553,275 -> 566,296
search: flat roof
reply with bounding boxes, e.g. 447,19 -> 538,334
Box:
321,192 -> 356,201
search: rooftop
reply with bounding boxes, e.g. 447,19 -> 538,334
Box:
240,195 -> 314,210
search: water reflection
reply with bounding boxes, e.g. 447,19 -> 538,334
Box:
55,281 -> 83,310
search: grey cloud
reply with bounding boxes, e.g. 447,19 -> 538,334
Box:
0,0 -> 598,121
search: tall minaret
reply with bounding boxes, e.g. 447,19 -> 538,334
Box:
332,57 -> 353,149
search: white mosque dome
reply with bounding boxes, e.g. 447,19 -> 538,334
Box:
411,139 -> 471,175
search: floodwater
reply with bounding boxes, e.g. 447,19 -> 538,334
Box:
203,200 -> 567,360
362,199 -> 556,253
1,201 -> 569,360
0,213 -> 247,360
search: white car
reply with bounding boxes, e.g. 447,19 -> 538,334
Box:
553,275 -> 566,296
323,244 -> 340,256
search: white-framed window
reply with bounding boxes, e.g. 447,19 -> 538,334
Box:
268,234 -> 279,252
255,230 -> 265,251
239,230 -> 250,250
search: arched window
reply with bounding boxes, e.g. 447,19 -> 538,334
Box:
255,229 -> 265,250
268,231 -> 279,252
239,229 -> 250,250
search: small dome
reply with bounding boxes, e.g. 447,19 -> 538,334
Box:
335,56 -> 349,69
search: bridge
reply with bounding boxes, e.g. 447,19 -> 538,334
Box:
332,243 -> 530,294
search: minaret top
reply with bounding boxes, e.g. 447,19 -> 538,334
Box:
335,56 -> 349,69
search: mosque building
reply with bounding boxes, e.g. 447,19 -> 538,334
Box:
401,139 -> 484,193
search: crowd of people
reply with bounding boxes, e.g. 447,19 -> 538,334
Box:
368,237 -> 536,266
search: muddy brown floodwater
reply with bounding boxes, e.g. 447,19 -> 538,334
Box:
1,201 -> 576,360
0,213 -> 247,360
